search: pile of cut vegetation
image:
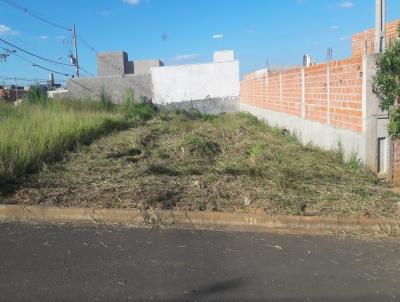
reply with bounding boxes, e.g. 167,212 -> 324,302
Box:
4,109 -> 400,219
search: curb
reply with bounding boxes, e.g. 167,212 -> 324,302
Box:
0,205 -> 395,235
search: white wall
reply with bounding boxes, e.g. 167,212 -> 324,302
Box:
213,50 -> 235,63
151,61 -> 239,104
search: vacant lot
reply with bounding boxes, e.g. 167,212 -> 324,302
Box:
0,98 -> 141,184
3,110 -> 400,219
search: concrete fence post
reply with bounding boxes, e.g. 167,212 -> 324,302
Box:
301,67 -> 306,120
279,69 -> 283,112
326,61 -> 331,126
363,53 -> 393,179
265,70 -> 269,108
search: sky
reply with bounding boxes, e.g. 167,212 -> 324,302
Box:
0,0 -> 399,85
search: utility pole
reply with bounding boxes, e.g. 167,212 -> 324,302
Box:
72,24 -> 80,78
375,0 -> 386,53
14,77 -> 18,101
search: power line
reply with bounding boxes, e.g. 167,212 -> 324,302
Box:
1,47 -> 75,75
1,0 -> 111,79
2,47 -> 72,77
0,76 -> 48,82
69,78 -> 100,97
32,64 -> 71,76
2,46 -> 91,79
0,0 -> 71,32
0,38 -> 74,67
79,66 -> 95,77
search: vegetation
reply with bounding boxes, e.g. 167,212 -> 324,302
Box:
373,26 -> 400,139
6,110 -> 399,220
24,86 -> 48,104
0,95 -> 154,184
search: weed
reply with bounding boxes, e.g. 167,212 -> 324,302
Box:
183,135 -> 221,160
100,87 -> 114,111
25,86 -> 48,104
0,98 -> 127,184
346,152 -> 363,171
4,110 -> 400,223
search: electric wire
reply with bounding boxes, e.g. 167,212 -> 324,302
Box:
0,0 -> 71,31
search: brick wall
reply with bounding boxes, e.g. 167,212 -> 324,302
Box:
329,57 -> 363,133
281,68 -> 302,117
240,56 -> 363,134
267,72 -> 281,112
352,20 -> 400,57
305,63 -> 328,124
393,142 -> 400,186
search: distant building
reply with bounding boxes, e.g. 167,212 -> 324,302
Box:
0,85 -> 25,102
67,49 -> 240,113
97,51 -> 163,77
68,51 -> 161,103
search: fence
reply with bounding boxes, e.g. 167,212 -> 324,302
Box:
240,20 -> 400,183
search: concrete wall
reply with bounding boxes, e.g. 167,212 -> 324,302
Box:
48,89 -> 68,99
67,74 -> 152,104
160,97 -> 240,115
151,61 -> 240,105
362,54 -> 392,179
97,51 -> 127,76
133,60 -> 163,74
241,102 -> 365,159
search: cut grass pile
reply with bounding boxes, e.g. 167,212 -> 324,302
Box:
0,99 -> 129,184
6,109 -> 400,219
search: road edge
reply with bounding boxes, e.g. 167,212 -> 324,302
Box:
0,205 -> 398,235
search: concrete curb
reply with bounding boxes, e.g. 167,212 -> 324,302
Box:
0,205 -> 396,235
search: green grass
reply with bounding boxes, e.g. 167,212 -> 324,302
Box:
0,98 -> 154,184
7,109 -> 400,220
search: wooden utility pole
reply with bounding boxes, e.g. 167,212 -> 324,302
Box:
375,0 -> 386,53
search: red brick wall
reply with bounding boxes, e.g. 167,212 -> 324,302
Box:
240,56 -> 363,134
352,20 -> 400,57
281,68 -> 302,117
329,57 -> 363,133
393,142 -> 400,186
304,63 -> 328,124
266,72 -> 281,112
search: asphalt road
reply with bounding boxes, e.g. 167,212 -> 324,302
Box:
0,223 -> 399,302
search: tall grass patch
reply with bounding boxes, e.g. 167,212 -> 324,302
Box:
0,99 -> 127,183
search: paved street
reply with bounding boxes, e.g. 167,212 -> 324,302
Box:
0,223 -> 399,302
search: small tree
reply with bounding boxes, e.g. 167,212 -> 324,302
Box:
373,26 -> 400,139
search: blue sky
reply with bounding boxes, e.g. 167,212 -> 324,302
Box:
0,0 -> 399,84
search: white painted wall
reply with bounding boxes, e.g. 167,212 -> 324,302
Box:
151,61 -> 240,104
213,50 -> 235,62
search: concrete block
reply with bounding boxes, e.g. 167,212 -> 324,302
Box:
67,74 -> 152,104
96,51 -> 127,76
133,60 -> 163,74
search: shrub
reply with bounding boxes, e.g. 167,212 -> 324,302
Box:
25,86 -> 48,104
121,89 -> 154,121
372,25 -> 400,139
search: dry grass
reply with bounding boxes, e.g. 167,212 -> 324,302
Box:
4,110 -> 400,220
